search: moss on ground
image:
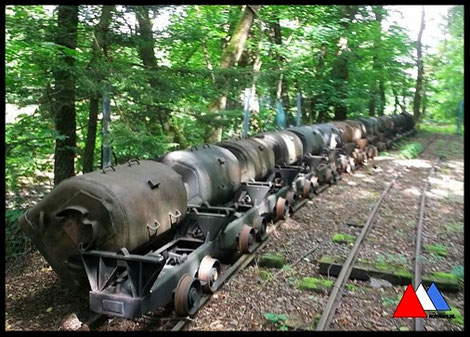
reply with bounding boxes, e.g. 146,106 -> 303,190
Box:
319,255 -> 459,291
445,222 -> 463,232
258,269 -> 273,281
394,270 -> 413,279
345,282 -> 358,291
332,233 -> 356,244
297,277 -> 333,292
425,244 -> 448,257
319,255 -> 342,264
431,271 -> 458,283
450,265 -> 464,280
259,253 -> 288,269
448,306 -> 464,326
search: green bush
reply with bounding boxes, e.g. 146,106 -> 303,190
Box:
5,208 -> 29,260
399,142 -> 424,159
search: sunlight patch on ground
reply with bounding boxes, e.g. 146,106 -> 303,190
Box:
349,187 -> 375,200
393,158 -> 432,169
446,160 -> 464,171
428,188 -> 449,199
429,176 -> 464,195
374,156 -> 394,161
403,186 -> 421,197
353,172 -> 367,178
351,171 -> 377,184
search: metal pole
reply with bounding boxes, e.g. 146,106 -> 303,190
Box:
296,93 -> 302,126
276,101 -> 286,129
102,84 -> 112,168
243,87 -> 251,138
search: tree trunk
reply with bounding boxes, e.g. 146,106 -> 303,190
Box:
378,80 -> 385,116
368,6 -> 386,117
331,6 -> 359,121
272,18 -> 290,112
312,43 -> 327,123
53,6 -> 78,186
368,82 -> 377,117
205,5 -> 260,143
392,88 -> 400,114
308,98 -> 315,124
248,27 -> 263,132
83,5 -> 114,173
331,53 -> 349,121
135,6 -> 187,148
83,95 -> 99,172
413,6 -> 425,123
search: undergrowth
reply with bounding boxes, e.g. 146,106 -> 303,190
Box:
5,208 -> 30,262
398,142 -> 424,159
419,122 -> 463,135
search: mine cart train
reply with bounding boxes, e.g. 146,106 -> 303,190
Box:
19,113 -> 415,319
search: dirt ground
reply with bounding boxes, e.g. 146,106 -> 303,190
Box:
4,130 -> 464,331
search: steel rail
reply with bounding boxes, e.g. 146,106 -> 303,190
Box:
316,175 -> 398,331
316,137 -> 436,331
413,157 -> 440,331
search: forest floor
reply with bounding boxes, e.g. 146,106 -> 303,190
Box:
4,130 -> 464,331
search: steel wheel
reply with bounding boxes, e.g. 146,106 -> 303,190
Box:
286,191 -> 297,214
174,274 -> 202,316
348,158 -> 355,172
332,170 -> 339,184
276,196 -> 289,220
253,216 -> 268,241
339,155 -> 349,173
302,178 -> 318,199
239,225 -> 256,253
302,180 -> 311,199
286,190 -> 296,203
197,256 -> 221,293
307,177 -> 319,198
317,164 -> 329,184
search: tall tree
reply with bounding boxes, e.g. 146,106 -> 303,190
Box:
413,6 -> 425,123
312,43 -> 327,123
205,5 -> 260,143
53,5 -> 79,185
271,16 -> 290,113
331,5 -> 359,121
82,5 -> 114,173
425,6 -> 463,122
134,6 -> 186,148
368,6 -> 386,117
237,19 -> 263,132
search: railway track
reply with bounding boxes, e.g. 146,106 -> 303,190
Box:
315,138 -> 441,331
68,134 -> 424,332
412,157 -> 440,331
